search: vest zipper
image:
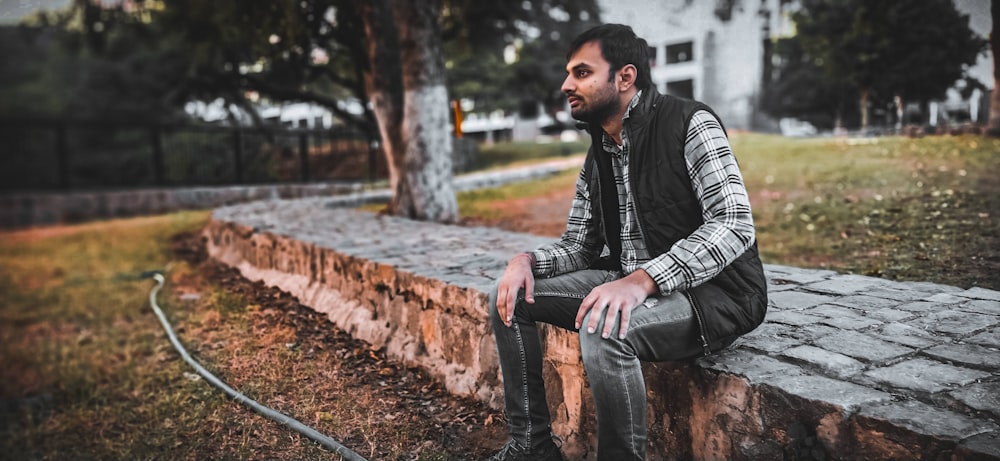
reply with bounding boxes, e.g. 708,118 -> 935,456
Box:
622,96 -> 711,356
684,290 -> 712,356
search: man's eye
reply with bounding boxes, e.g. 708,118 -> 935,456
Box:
577,70 -> 590,78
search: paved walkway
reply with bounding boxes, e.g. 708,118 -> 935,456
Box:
206,160 -> 1000,459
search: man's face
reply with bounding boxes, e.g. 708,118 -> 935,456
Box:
562,41 -> 619,124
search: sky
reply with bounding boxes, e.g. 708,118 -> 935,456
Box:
0,0 -> 991,87
0,0 -> 71,24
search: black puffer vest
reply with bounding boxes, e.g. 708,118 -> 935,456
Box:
583,89 -> 768,355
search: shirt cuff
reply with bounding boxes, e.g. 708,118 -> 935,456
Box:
639,256 -> 681,296
531,249 -> 554,277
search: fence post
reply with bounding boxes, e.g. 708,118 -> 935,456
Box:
56,120 -> 70,190
299,131 -> 310,182
150,126 -> 165,185
232,129 -> 244,183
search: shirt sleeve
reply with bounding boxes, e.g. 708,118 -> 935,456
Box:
639,110 -> 757,295
531,167 -> 604,277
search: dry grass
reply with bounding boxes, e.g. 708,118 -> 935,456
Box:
458,133 -> 1000,290
0,212 -> 504,461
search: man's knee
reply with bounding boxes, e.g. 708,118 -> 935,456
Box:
578,311 -> 626,364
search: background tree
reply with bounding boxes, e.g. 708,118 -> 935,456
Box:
441,0 -> 601,117
990,0 -> 1000,134
789,0 -> 985,130
354,0 -> 457,222
1,0 -> 601,222
762,36 -> 858,130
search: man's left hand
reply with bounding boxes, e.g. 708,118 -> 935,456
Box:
576,269 -> 658,339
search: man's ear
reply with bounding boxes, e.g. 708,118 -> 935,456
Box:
619,64 -> 637,91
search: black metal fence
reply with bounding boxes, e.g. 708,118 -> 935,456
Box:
0,117 -> 383,192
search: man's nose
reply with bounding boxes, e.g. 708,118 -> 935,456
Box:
561,75 -> 574,94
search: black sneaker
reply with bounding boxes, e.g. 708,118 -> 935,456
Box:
481,438 -> 564,461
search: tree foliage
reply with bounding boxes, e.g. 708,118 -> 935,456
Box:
441,0 -> 601,115
1,0 -> 602,221
2,0 -> 600,126
768,0 -> 986,130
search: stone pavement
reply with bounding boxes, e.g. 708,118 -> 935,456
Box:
204,188 -> 999,459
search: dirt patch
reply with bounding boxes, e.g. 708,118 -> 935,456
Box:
168,231 -> 507,460
459,188 -> 574,237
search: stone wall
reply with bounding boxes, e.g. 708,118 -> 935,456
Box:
204,200 -> 1000,460
0,182 -> 366,229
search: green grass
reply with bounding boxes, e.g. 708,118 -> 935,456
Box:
473,139 -> 589,170
458,133 -> 1000,290
0,211 -> 503,460
2,132 -> 996,460
734,133 -> 998,289
0,211 -> 224,458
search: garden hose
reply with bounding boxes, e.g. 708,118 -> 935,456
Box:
143,271 -> 369,461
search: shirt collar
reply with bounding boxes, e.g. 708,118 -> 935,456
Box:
622,90 -> 643,121
602,90 -> 643,153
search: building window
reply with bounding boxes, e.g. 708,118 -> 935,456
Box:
666,41 -> 694,64
667,79 -> 694,99
648,45 -> 659,67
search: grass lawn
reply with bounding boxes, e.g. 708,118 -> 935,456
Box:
1,132 -> 996,460
458,133 -> 999,290
735,133 -> 998,290
0,212 -> 503,460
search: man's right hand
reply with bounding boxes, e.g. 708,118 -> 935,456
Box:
496,253 -> 536,327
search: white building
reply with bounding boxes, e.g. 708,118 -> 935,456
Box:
600,0 -> 796,130
600,0 -> 993,131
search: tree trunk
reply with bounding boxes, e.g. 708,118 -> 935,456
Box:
859,86 -> 870,132
989,0 -> 1000,133
355,0 -> 458,223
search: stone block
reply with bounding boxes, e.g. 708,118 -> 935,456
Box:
768,291 -> 836,310
802,304 -> 883,330
742,322 -> 794,339
866,308 -> 914,323
954,431 -> 1000,461
697,349 -> 807,383
768,373 -> 891,412
924,292 -> 969,304
735,334 -> 803,354
866,286 -> 935,302
766,310 -> 826,327
813,330 -> 914,364
906,310 -> 998,337
804,275 -> 884,295
832,294 -> 904,310
856,400 -> 996,442
895,301 -> 946,313
786,323 -> 840,343
950,381 -> 1000,418
765,281 -> 797,292
924,343 -> 1000,369
957,287 -> 1000,302
863,358 -> 990,393
780,345 -> 867,379
876,322 -> 943,349
900,280 -> 966,294
968,328 -> 1000,348
960,299 -> 1000,316
764,266 -> 834,285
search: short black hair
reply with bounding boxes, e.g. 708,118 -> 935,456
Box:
567,24 -> 652,91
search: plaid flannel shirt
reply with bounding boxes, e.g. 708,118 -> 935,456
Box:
532,92 -> 756,295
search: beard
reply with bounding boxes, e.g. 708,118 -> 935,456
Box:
569,82 -> 620,125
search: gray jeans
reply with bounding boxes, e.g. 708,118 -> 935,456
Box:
489,269 -> 704,461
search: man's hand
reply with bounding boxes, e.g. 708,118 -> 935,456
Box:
496,253 -> 536,327
576,269 -> 657,339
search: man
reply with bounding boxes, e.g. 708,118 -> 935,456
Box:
484,24 -> 768,461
